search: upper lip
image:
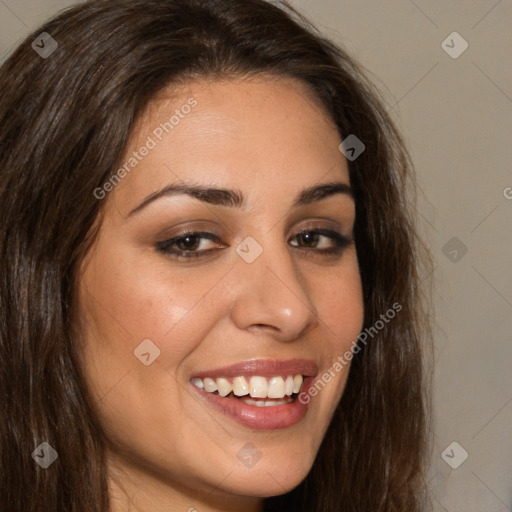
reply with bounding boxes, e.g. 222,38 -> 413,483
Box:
191,358 -> 318,379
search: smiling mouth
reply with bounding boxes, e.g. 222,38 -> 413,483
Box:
189,359 -> 317,429
191,374 -> 303,406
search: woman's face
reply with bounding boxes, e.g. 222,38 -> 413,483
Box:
77,76 -> 364,510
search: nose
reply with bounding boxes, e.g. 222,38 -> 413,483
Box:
228,238 -> 320,342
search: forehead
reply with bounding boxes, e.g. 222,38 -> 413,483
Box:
107,75 -> 349,215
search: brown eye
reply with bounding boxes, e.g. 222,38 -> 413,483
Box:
289,228 -> 352,254
296,231 -> 320,248
156,231 -> 224,259
174,235 -> 202,251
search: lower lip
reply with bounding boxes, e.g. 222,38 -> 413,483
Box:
191,377 -> 314,430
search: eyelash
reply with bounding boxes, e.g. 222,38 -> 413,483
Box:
156,228 -> 353,260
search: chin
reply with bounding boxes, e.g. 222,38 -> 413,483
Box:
220,445 -> 317,498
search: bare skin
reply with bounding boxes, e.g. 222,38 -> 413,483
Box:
76,75 -> 364,512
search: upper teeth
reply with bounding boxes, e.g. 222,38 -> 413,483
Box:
191,374 -> 303,399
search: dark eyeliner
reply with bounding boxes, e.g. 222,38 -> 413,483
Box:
156,228 -> 353,260
156,231 -> 222,259
292,228 -> 353,255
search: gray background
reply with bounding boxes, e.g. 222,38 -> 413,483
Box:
1,0 -> 511,510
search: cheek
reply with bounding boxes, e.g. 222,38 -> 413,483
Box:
320,255 -> 364,346
310,255 -> 364,403
76,246 -> 235,396
80,243 -> 228,338
76,252 -> 235,469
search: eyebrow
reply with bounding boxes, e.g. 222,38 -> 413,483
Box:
126,180 -> 354,218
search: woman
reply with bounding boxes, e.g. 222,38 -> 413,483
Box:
0,0 -> 433,510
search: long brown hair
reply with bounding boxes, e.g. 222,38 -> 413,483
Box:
0,1 -> 433,510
